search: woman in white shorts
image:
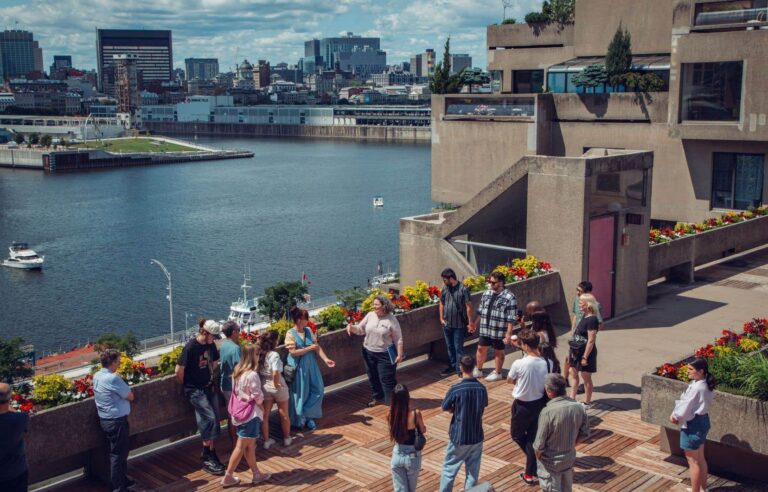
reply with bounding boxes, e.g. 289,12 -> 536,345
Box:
258,330 -> 292,448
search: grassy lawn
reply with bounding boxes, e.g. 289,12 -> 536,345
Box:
72,138 -> 198,153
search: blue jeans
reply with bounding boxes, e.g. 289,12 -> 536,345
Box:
442,326 -> 466,372
391,443 -> 421,492
439,441 -> 483,492
99,416 -> 130,492
184,387 -> 221,441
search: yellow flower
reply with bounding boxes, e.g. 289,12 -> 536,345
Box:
713,345 -> 732,357
739,338 -> 760,352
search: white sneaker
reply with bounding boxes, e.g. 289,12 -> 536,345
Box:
263,438 -> 276,450
283,436 -> 293,447
472,368 -> 483,378
485,371 -> 502,382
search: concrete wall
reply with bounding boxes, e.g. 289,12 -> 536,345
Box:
0,148 -> 44,168
573,0 -> 674,56
143,121 -> 431,142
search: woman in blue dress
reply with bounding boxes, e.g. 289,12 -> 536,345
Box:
285,306 -> 336,430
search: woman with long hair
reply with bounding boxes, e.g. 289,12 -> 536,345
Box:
257,330 -> 292,448
568,294 -> 599,406
531,311 -> 561,374
285,306 -> 335,430
347,295 -> 404,406
388,384 -> 426,492
221,344 -> 270,487
670,358 -> 716,492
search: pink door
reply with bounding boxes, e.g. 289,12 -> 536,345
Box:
588,215 -> 616,318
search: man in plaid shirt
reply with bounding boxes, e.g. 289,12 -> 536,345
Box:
471,271 -> 518,381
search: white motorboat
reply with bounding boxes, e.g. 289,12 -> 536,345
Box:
373,196 -> 384,207
227,271 -> 262,328
3,243 -> 44,270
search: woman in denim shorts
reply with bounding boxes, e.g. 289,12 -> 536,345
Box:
670,358 -> 716,492
258,330 -> 292,449
388,384 -> 426,492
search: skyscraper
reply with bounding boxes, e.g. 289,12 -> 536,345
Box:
0,30 -> 41,80
114,54 -> 140,114
303,32 -> 382,74
449,54 -> 472,75
410,49 -> 435,78
96,29 -> 173,95
184,58 -> 219,81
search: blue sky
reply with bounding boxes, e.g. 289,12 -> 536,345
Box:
1,0 -> 541,72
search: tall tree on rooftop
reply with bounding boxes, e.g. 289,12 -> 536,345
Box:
606,22 -> 633,86
429,37 -> 461,94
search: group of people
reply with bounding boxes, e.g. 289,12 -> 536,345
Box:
0,268 -> 717,492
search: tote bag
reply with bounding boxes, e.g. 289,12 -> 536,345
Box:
228,373 -> 256,422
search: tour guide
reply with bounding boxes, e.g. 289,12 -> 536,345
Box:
176,319 -> 225,476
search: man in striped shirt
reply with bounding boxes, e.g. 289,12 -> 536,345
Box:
439,355 -> 489,492
533,374 -> 590,492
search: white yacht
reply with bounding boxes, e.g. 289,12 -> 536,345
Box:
3,243 -> 44,270
373,196 -> 384,207
227,271 -> 262,328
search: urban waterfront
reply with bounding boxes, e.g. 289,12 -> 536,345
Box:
0,136 -> 431,355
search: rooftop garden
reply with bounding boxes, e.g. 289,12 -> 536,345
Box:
649,206 -> 768,246
71,137 -> 199,153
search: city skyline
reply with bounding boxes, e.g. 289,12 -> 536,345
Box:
0,0 -> 542,73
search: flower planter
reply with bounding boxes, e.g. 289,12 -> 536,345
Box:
641,371 -> 768,482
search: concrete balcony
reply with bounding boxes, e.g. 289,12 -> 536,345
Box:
548,92 -> 670,123
487,23 -> 574,49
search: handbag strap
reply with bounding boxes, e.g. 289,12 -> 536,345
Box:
413,409 -> 420,437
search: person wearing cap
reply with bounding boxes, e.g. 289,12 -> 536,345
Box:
176,318 -> 225,475
0,382 -> 28,492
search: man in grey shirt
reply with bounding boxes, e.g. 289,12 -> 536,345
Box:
533,374 -> 590,492
438,268 -> 473,377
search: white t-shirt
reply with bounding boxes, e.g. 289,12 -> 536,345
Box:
508,355 -> 548,402
260,351 -> 283,376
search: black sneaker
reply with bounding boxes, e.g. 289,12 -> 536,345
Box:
440,366 -> 454,376
201,450 -> 225,476
210,448 -> 225,468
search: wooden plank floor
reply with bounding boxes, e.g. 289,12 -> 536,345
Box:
48,361 -> 762,492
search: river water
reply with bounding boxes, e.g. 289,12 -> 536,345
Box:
0,137 -> 431,355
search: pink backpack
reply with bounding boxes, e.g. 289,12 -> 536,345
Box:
228,372 -> 255,421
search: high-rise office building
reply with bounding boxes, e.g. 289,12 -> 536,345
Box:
337,46 -> 386,78
0,30 -> 41,80
303,32 -> 382,74
114,54 -> 140,114
185,58 -> 219,81
96,29 -> 173,95
50,55 -> 73,80
449,54 -> 472,75
410,49 -> 435,78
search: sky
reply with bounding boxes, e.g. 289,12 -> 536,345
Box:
0,0 -> 541,73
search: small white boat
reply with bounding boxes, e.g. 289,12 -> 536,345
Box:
373,196 -> 384,207
227,270 -> 262,329
3,242 -> 44,270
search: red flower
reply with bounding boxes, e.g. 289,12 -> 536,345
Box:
428,285 -> 441,298
308,320 -> 317,333
146,367 -> 153,376
87,389 -> 94,397
20,402 -> 33,412
12,393 -> 21,401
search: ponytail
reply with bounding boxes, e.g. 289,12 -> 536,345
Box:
690,358 -> 717,391
704,372 -> 717,392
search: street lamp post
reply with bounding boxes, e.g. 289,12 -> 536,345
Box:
150,259 -> 174,342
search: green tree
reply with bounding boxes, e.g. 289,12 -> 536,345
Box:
572,64 -> 608,92
458,68 -> 491,94
606,23 -> 633,86
334,287 -> 367,310
429,37 -> 462,95
258,281 -> 308,320
0,337 -> 34,383
39,135 -> 52,148
548,0 -> 576,25
13,133 -> 25,144
95,331 -> 139,358
29,133 -> 40,145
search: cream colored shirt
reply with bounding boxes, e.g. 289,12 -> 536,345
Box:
350,311 -> 403,353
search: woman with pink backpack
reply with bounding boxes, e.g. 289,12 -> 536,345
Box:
221,344 -> 271,487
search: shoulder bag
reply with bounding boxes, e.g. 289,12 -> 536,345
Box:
282,328 -> 299,385
413,409 -> 426,451
228,373 -> 256,421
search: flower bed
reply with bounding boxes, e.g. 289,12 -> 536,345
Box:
655,318 -> 768,400
649,207 -> 768,246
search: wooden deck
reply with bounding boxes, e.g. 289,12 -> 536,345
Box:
49,361 -> 760,492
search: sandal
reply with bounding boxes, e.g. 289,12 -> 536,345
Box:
252,472 -> 271,484
221,474 -> 240,488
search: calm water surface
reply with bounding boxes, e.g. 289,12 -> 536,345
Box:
0,137 -> 431,354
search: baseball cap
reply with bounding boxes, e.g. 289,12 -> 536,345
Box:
202,320 -> 222,335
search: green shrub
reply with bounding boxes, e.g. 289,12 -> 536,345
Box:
733,353 -> 768,400
317,305 -> 347,331
525,12 -> 550,23
502,18 -> 517,25
158,346 -> 183,376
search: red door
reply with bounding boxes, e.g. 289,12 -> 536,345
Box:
588,215 -> 616,318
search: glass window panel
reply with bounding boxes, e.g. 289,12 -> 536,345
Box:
734,154 -> 765,209
444,97 -> 535,117
681,62 -> 743,121
547,72 -> 566,93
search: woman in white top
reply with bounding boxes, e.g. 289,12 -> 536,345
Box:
222,344 -> 271,487
670,358 -> 716,492
257,330 -> 292,449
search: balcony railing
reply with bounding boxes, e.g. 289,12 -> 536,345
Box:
444,97 -> 535,120
695,2 -> 768,26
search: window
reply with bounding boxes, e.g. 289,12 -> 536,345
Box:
711,153 -> 764,209
490,70 -> 503,93
513,70 -> 544,93
681,62 -> 743,121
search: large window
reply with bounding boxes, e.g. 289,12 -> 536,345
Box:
681,62 -> 743,121
513,70 -> 544,93
711,153 -> 764,210
695,1 -> 768,26
490,70 -> 503,93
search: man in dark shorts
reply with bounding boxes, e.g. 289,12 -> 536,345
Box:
176,319 -> 225,475
472,271 -> 518,381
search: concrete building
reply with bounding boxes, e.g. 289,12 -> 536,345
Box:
185,58 -> 218,81
0,92 -> 15,111
336,47 -> 387,79
449,54 -> 472,75
271,63 -> 303,83
303,32 -> 382,74
96,29 -> 173,95
0,30 -> 41,80
114,54 -> 140,114
401,0 -> 768,321
410,49 -> 435,78
254,60 -> 270,89
49,55 -> 73,80
372,69 -> 416,87
233,59 -> 255,90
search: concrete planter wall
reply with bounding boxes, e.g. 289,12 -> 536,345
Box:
648,214 -> 768,281
641,371 -> 768,481
28,272 -> 561,486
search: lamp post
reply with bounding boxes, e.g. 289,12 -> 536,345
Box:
150,259 -> 174,341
